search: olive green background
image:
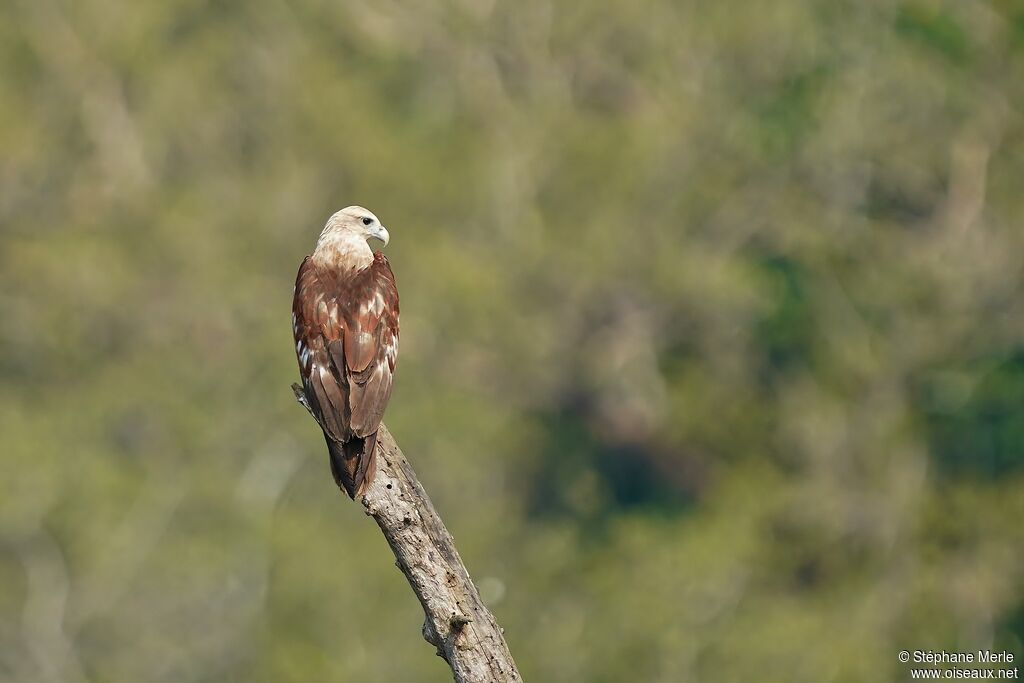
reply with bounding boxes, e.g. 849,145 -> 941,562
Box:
2,1 -> 1023,681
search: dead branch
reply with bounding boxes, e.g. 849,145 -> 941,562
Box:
292,385 -> 521,682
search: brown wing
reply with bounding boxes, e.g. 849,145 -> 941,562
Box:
293,256 -> 350,444
338,252 -> 400,436
292,253 -> 400,442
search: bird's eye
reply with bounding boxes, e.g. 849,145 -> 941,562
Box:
361,217 -> 373,226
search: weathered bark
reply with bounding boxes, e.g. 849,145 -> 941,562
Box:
293,385 -> 521,683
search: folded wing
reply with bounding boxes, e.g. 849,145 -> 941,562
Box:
293,253 -> 400,493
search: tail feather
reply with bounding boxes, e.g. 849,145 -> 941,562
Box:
326,432 -> 379,498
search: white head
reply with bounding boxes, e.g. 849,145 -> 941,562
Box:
319,205 -> 389,247
314,205 -> 390,267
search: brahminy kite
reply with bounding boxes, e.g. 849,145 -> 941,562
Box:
292,206 -> 399,497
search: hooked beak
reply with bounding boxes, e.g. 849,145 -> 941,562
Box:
372,225 -> 390,247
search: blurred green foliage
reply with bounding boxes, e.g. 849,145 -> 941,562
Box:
1,1 -> 1023,681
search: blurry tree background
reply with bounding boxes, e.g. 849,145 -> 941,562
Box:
2,1 -> 1023,681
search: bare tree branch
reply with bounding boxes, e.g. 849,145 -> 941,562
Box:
292,385 -> 521,682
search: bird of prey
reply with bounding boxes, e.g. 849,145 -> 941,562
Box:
292,206 -> 399,498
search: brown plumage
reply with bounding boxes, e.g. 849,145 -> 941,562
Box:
292,207 -> 399,498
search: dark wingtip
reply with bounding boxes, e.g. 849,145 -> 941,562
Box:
352,432 -> 379,497
326,433 -> 379,499
326,437 -> 359,498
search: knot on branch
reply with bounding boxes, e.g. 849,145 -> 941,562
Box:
422,618 -> 448,661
